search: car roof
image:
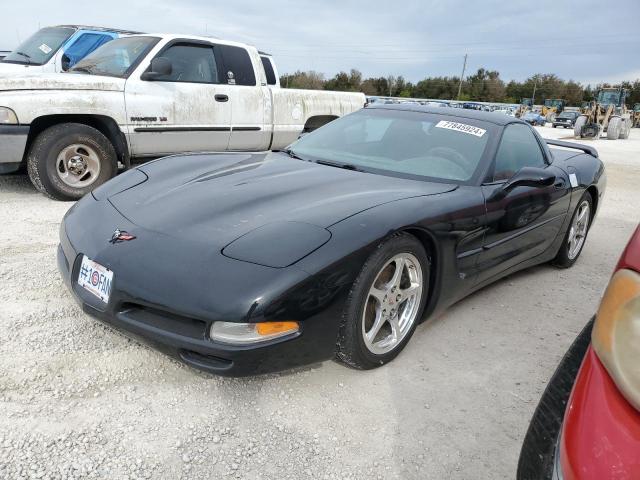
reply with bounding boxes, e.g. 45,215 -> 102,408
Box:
53,25 -> 144,35
366,103 -> 525,126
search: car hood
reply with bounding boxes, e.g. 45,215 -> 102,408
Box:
0,72 -> 125,92
109,152 -> 456,247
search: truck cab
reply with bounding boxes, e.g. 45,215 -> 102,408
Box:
0,25 -> 141,75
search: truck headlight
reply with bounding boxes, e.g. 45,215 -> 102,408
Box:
592,269 -> 640,410
0,107 -> 18,124
210,321 -> 299,345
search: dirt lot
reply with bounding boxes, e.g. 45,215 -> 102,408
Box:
1,125 -> 638,480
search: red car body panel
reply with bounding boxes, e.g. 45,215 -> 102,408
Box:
560,225 -> 640,480
560,347 -> 640,479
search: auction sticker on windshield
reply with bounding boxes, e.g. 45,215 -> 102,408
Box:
435,120 -> 486,137
77,255 -> 113,303
38,44 -> 52,54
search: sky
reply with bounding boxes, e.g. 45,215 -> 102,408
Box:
2,0 -> 640,85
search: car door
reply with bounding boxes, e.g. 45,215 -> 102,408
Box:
218,44 -> 270,151
476,123 -> 571,283
125,40 -> 232,156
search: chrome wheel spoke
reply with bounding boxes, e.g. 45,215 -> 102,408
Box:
55,143 -> 101,188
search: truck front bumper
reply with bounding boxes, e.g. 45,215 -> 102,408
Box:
0,125 -> 29,173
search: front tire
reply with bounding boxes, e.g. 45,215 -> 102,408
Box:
336,233 -> 430,369
607,117 -> 621,140
27,123 -> 117,201
553,192 -> 593,268
574,115 -> 587,137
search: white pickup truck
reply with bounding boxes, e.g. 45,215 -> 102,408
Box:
0,34 -> 365,200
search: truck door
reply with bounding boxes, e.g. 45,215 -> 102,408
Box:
125,40 -> 232,156
218,44 -> 270,151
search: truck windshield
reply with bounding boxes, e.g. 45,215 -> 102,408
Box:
289,109 -> 493,183
2,27 -> 75,66
597,90 -> 621,105
70,36 -> 159,78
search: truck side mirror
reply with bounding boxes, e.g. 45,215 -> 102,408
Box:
141,57 -> 172,81
61,54 -> 71,72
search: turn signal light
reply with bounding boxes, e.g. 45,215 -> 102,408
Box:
210,321 -> 299,345
592,269 -> 640,411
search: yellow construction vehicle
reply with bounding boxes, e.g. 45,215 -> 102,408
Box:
515,98 -> 532,118
632,103 -> 640,128
541,99 -> 566,122
574,87 -> 632,140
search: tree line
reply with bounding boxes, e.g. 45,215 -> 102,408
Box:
280,68 -> 640,106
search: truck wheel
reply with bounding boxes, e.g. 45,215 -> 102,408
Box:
546,112 -> 556,122
27,123 -> 117,201
619,119 -> 631,139
573,116 -> 587,137
607,117 -> 621,140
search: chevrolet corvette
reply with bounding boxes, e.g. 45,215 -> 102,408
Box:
57,105 -> 606,376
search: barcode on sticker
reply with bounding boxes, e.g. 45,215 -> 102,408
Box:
435,121 -> 486,137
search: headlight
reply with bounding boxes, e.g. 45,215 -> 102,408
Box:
0,107 -> 18,124
210,321 -> 299,345
592,269 -> 640,410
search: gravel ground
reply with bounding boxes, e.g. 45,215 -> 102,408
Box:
1,125 -> 639,480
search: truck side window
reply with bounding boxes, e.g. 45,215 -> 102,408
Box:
218,45 -> 256,86
261,57 -> 277,85
493,124 -> 546,182
63,33 -> 114,69
155,44 -> 219,84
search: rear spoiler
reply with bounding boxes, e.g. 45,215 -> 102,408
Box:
545,139 -> 598,158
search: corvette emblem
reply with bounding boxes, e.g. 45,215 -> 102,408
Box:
109,229 -> 136,244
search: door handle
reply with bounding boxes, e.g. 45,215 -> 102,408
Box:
554,179 -> 566,189
215,94 -> 229,102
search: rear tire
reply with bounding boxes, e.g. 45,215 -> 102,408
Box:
552,191 -> 593,269
607,117 -> 621,140
573,116 -> 587,137
336,232 -> 430,370
27,123 -> 117,201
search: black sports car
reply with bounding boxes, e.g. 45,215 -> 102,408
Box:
57,105 -> 606,376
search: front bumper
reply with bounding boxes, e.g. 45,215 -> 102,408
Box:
57,197 -> 346,377
559,347 -> 640,479
0,125 -> 29,173
516,319 -> 593,479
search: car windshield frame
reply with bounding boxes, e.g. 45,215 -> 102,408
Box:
69,36 -> 160,79
2,26 -> 75,66
288,108 -> 499,186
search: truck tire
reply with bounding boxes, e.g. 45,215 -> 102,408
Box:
618,119 -> 631,139
573,116 -> 587,137
607,117 -> 621,140
545,112 -> 556,123
27,123 -> 117,201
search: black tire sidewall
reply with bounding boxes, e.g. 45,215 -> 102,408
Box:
553,191 -> 593,268
28,123 -> 117,201
337,233 -> 430,369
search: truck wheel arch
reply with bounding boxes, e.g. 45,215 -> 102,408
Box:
26,115 -> 130,169
302,115 -> 339,134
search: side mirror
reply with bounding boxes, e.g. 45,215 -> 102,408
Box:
489,167 -> 555,201
141,57 -> 172,81
61,54 -> 71,72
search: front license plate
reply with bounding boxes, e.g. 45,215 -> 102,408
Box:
77,255 -> 113,303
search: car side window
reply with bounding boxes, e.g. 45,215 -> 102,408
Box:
493,124 -> 546,182
154,44 -> 219,84
218,45 -> 256,86
261,56 -> 277,85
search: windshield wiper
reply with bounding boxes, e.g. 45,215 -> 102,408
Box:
13,51 -> 32,64
315,159 -> 361,171
283,148 -> 307,161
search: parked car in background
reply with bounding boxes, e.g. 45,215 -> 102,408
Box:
518,225 -> 640,480
57,104 -> 605,376
0,51 -> 9,60
522,111 -> 547,126
552,111 -> 580,129
0,33 -> 365,200
0,25 -> 141,75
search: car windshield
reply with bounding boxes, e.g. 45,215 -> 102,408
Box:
558,112 -> 576,119
289,109 -> 493,183
2,26 -> 75,66
70,36 -> 159,78
523,112 -> 537,119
